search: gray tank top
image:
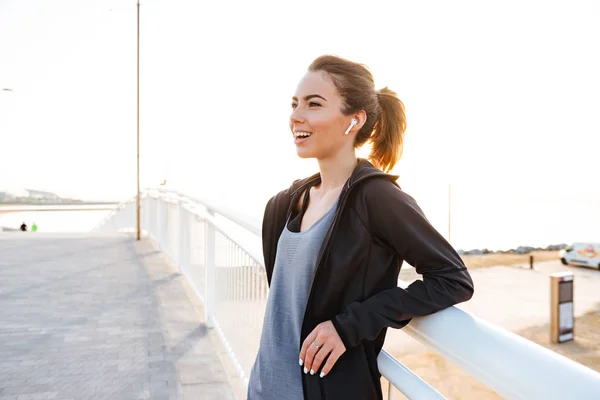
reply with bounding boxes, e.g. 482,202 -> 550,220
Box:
247,193 -> 338,400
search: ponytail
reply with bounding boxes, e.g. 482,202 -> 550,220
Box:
370,87 -> 406,173
307,55 -> 406,173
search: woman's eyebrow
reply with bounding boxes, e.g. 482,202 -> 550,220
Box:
292,94 -> 328,102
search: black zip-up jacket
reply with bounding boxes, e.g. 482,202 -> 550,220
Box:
261,159 -> 474,400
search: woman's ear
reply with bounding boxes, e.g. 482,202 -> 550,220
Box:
354,110 -> 368,131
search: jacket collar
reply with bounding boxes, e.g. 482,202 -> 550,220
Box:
347,159 -> 399,188
288,158 -> 399,199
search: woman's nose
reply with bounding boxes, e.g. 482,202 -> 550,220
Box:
290,107 -> 305,124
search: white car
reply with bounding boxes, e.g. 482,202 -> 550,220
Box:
560,243 -> 600,269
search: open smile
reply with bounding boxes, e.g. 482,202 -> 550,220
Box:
293,131 -> 313,145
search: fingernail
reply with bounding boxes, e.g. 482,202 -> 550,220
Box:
303,367 -> 308,374
310,369 -> 315,375
320,372 -> 325,378
299,359 -> 303,366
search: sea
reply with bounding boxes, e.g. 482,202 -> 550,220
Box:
0,210 -> 112,233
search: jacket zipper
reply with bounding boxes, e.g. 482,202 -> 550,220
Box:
302,179 -> 351,327
301,172 -> 386,327
300,192 -> 346,400
297,170 -> 395,400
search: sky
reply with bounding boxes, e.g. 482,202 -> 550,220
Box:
1,0 -> 599,247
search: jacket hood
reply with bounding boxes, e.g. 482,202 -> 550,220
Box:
288,158 -> 399,197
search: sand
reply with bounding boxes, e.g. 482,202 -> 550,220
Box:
381,305 -> 600,399
461,250 -> 561,269
382,254 -> 599,400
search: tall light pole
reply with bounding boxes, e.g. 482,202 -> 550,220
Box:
136,0 -> 141,241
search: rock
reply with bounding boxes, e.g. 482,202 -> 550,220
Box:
546,244 -> 568,250
458,243 -> 568,255
515,246 -> 535,254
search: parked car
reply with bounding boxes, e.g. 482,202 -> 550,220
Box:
560,243 -> 600,269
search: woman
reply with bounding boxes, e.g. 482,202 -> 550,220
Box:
247,55 -> 474,400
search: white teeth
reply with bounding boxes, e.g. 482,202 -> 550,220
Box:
294,132 -> 312,138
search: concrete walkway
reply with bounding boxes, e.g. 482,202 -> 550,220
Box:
0,233 -> 235,400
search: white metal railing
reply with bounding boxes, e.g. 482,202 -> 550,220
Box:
94,189 -> 269,387
94,189 -> 600,400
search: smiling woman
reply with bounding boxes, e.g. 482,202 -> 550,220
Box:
289,56 -> 406,174
247,55 -> 474,400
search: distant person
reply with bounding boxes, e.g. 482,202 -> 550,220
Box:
20,222 -> 27,232
31,222 -> 38,232
247,55 -> 475,400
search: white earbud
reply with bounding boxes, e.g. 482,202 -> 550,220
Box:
344,118 -> 358,135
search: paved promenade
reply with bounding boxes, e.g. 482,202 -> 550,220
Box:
0,233 -> 235,400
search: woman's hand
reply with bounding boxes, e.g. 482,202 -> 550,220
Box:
299,321 -> 346,378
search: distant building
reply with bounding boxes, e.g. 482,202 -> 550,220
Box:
24,189 -> 60,201
3,187 -> 29,198
0,190 -> 18,202
0,188 -> 69,203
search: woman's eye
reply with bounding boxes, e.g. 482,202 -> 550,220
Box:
291,102 -> 320,109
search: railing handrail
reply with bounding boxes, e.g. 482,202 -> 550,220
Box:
397,279 -> 600,399
95,189 -> 600,400
188,202 -> 265,267
153,188 -> 262,237
143,189 -> 264,265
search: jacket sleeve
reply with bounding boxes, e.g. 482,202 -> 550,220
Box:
332,179 -> 474,349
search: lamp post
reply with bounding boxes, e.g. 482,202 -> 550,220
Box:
136,0 -> 141,241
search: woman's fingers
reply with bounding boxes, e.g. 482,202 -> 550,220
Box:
302,333 -> 325,374
319,346 -> 345,377
299,321 -> 347,376
299,329 -> 318,369
308,342 -> 333,375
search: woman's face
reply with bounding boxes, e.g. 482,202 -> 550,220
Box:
290,71 -> 354,160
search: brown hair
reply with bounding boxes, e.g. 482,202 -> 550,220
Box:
308,55 -> 407,173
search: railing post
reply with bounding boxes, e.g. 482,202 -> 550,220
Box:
166,200 -> 173,256
178,203 -> 188,274
205,210 -> 216,328
165,201 -> 172,258
144,194 -> 150,237
152,195 -> 157,240
184,207 -> 190,273
156,197 -> 163,249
